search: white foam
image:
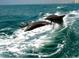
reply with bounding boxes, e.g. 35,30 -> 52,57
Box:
57,6 -> 64,9
0,28 -> 12,31
1,10 -> 75,57
0,22 -> 62,57
54,11 -> 65,16
63,10 -> 79,27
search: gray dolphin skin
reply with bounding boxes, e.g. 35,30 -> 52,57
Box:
25,21 -> 51,31
20,15 -> 65,31
45,15 -> 65,25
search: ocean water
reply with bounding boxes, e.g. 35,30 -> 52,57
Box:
0,4 -> 79,58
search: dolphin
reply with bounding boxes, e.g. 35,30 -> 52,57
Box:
45,15 -> 65,25
24,21 -> 51,31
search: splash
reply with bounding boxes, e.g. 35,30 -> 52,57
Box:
0,9 -> 79,58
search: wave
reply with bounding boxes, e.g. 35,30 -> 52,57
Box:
0,9 -> 79,57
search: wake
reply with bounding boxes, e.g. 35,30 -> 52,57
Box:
0,9 -> 79,57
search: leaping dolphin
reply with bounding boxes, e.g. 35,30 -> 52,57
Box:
24,21 -> 51,31
45,15 -> 65,25
20,15 -> 65,31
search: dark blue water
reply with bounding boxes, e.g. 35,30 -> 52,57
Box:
0,4 -> 79,58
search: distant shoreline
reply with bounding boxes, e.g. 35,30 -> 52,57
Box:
0,3 -> 78,6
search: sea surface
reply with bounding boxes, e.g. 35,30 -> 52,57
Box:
0,4 -> 79,58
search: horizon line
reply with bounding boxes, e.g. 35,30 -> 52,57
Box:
0,3 -> 77,5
